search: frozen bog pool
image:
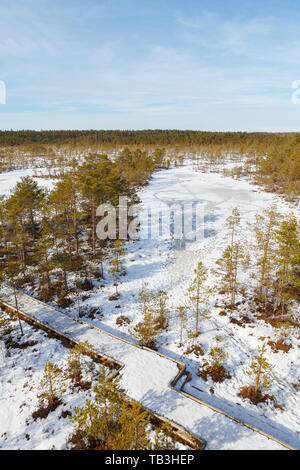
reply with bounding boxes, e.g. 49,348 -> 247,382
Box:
0,169 -> 55,196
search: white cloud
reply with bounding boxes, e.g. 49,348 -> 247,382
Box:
0,2 -> 299,130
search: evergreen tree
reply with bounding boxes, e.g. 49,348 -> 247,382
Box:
209,346 -> 228,370
71,366 -> 122,447
9,176 -> 44,229
67,341 -> 92,383
79,154 -> 129,256
52,250 -> 73,290
109,240 -> 126,294
133,283 -> 157,347
4,259 -> 24,335
50,175 -> 81,255
112,401 -> 152,450
214,241 -> 249,307
251,206 -> 279,303
35,222 -> 55,293
39,362 -> 65,405
0,196 -> 8,253
273,215 -> 300,317
175,306 -> 188,347
247,343 -> 273,394
227,207 -> 240,248
187,261 -> 210,335
71,367 -> 176,450
214,207 -> 250,307
152,290 -> 170,330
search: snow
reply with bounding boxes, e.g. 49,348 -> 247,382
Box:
0,285 -> 287,450
0,169 -> 55,196
0,315 -> 100,450
1,161 -> 299,450
76,163 -> 299,447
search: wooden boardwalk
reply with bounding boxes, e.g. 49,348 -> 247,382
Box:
0,284 -> 296,450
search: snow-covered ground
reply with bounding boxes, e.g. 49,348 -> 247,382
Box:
0,286 -> 285,450
0,314 -> 102,450
77,162 -> 299,448
0,161 -> 299,449
0,168 -> 55,196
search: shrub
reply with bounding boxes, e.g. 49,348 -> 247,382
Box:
76,278 -> 94,291
116,315 -> 131,327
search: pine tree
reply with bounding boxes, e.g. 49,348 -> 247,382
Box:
70,368 -> 176,449
71,366 -> 122,447
273,214 -> 300,317
9,176 -> 44,232
251,206 -> 279,303
6,194 -> 31,265
109,240 -> 125,294
35,222 -> 55,293
133,283 -> 158,347
4,259 -> 23,335
152,290 -> 170,330
51,175 -> 81,254
0,196 -> 9,253
187,261 -> 210,335
214,207 -> 249,307
175,306 -> 188,347
67,341 -> 91,384
215,241 -> 249,307
112,401 -> 152,450
247,343 -> 273,394
39,362 -> 65,405
209,346 -> 228,370
52,250 -> 73,290
79,155 -> 129,256
227,207 -> 240,248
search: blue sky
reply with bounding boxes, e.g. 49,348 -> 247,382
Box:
0,0 -> 300,131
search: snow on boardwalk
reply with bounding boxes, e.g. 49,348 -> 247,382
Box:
0,286 -> 287,450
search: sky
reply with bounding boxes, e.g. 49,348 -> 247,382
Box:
0,0 -> 300,131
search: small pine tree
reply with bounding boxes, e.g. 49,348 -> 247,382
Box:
4,259 -> 24,335
273,215 -> 300,317
247,343 -> 274,394
109,240 -> 126,294
214,241 -> 249,307
187,261 -> 210,335
152,422 -> 176,450
226,207 -> 240,248
214,207 -> 250,307
251,206 -> 279,303
112,401 -> 152,450
209,346 -> 228,370
35,224 -> 55,293
152,290 -> 170,330
133,283 -> 158,347
39,362 -> 65,405
175,306 -> 188,347
71,367 -> 123,447
67,341 -> 92,383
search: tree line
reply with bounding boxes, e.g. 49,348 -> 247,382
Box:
0,130 -> 298,196
0,129 -> 290,147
